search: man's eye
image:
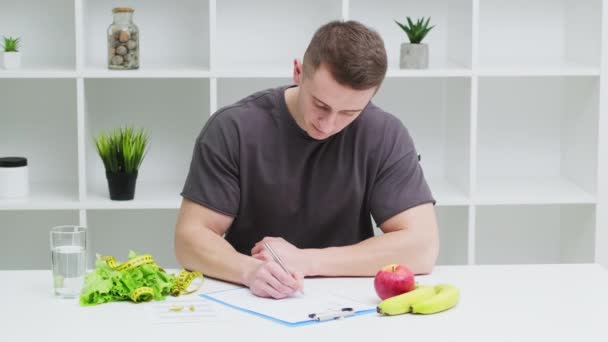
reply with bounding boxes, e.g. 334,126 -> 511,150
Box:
315,103 -> 328,110
337,110 -> 358,117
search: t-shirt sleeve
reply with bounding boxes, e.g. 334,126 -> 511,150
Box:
370,119 -> 435,226
180,114 -> 240,217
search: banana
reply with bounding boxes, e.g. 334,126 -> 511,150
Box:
411,284 -> 460,314
376,285 -> 435,315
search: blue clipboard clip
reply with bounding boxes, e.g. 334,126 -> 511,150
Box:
308,307 -> 354,322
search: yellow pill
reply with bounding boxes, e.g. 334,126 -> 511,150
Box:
169,305 -> 184,312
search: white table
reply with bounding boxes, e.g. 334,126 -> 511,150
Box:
2,264 -> 608,342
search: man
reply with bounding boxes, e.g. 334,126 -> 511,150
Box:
175,20 -> 439,299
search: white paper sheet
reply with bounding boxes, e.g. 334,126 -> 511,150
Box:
202,277 -> 378,324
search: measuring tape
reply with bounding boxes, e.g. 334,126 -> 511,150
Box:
101,254 -> 203,303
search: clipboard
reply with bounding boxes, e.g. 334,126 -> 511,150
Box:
200,278 -> 378,327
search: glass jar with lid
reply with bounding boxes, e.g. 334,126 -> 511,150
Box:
107,7 -> 139,70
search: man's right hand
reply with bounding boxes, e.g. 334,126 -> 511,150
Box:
242,260 -> 304,299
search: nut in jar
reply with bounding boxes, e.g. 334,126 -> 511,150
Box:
107,7 -> 139,70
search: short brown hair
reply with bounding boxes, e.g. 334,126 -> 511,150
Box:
302,20 -> 387,90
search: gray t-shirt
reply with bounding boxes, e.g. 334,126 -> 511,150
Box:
181,85 -> 435,255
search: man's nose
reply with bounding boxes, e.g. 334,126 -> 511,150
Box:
317,112 -> 337,133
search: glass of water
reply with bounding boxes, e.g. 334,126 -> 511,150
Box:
50,225 -> 87,298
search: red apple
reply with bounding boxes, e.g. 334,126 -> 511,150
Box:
374,264 -> 415,300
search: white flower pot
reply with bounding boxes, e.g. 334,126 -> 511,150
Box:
400,43 -> 428,69
2,51 -> 21,69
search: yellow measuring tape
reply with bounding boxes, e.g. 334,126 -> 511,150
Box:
101,254 -> 203,303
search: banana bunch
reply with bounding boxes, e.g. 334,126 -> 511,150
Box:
377,283 -> 460,315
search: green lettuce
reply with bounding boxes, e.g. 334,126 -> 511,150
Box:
80,250 -> 175,306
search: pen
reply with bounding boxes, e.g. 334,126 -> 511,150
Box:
263,242 -> 304,295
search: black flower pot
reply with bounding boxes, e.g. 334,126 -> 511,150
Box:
106,171 -> 138,200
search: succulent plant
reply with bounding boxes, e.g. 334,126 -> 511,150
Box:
395,17 -> 434,44
2,36 -> 20,52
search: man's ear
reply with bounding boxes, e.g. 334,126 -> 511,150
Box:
293,58 -> 303,85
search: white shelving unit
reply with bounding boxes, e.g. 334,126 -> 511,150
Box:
0,0 -> 606,270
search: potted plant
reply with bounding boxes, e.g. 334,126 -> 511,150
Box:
395,17 -> 434,69
1,36 -> 21,69
94,126 -> 149,200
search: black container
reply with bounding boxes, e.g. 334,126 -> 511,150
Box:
106,171 -> 138,200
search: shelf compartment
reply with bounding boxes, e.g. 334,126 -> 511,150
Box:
0,79 -> 79,209
372,205 -> 469,265
86,209 -> 179,269
0,0 -> 75,71
479,0 -> 601,70
216,78 -> 291,110
436,206 -> 469,265
0,210 -> 80,269
349,0 -> 472,70
374,77 -> 471,205
475,204 -> 595,264
429,178 -> 469,206
215,0 -> 342,72
84,79 -> 209,207
82,0 -> 210,71
477,76 -> 598,204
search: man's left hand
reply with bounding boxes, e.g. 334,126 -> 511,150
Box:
251,237 -> 313,276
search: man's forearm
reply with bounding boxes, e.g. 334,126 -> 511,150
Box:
175,223 -> 261,285
305,229 -> 438,277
